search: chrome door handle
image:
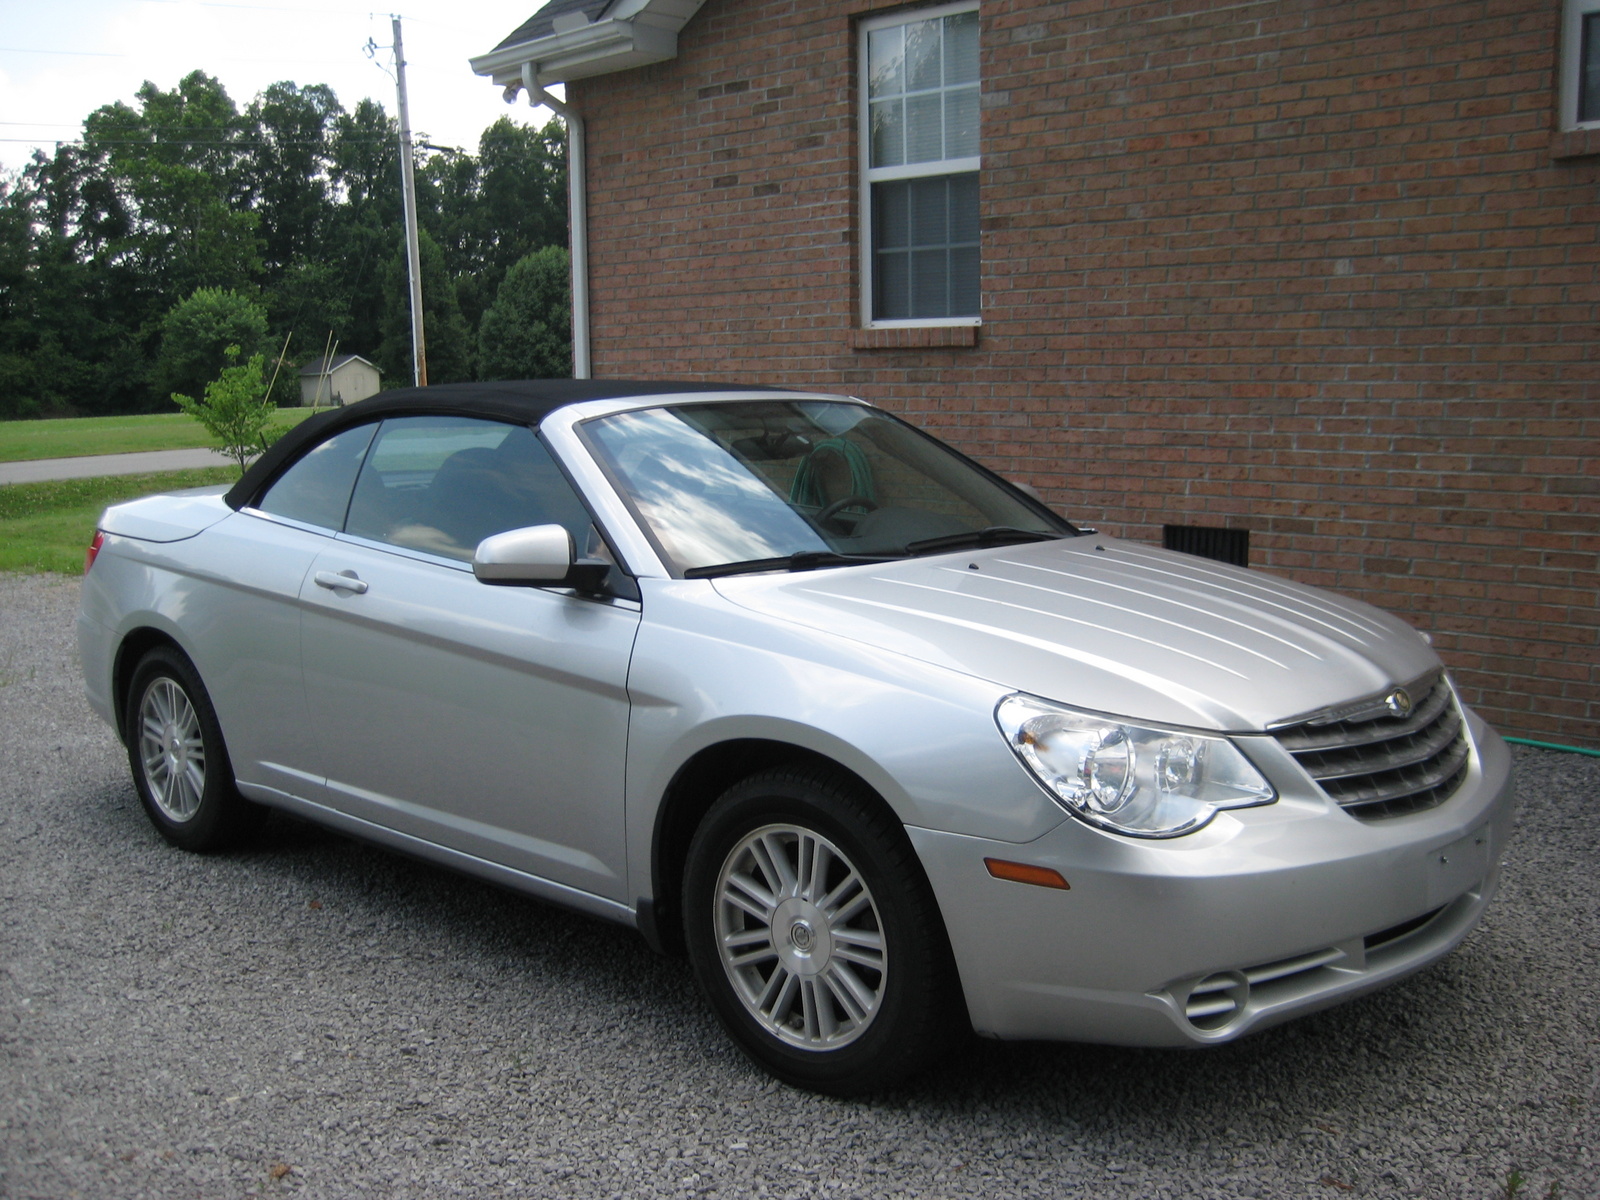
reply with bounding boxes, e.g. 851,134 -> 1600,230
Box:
314,570 -> 368,594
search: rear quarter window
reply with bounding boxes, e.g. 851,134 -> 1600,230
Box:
255,423 -> 379,530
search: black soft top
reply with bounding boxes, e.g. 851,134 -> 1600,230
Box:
226,378 -> 785,510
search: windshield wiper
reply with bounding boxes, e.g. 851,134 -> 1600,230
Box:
904,527 -> 1069,557
684,550 -> 900,579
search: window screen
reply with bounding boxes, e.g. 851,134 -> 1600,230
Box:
872,175 -> 980,320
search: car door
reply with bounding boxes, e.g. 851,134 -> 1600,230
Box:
219,420 -> 382,805
295,415 -> 640,903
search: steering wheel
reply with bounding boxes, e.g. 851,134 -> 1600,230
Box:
817,495 -> 879,525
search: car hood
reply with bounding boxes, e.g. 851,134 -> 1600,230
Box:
710,535 -> 1440,732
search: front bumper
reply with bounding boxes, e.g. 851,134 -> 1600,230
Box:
910,716 -> 1516,1046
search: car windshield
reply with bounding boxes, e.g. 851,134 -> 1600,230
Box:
582,400 -> 1074,575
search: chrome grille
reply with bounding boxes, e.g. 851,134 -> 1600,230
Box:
1272,676 -> 1469,820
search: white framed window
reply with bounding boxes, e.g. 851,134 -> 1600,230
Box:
1561,0 -> 1600,129
859,2 -> 981,328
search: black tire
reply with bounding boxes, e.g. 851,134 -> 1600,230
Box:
682,766 -> 962,1095
124,646 -> 262,852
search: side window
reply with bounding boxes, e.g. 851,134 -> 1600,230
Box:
255,423 -> 378,530
860,2 -> 980,326
343,416 -> 594,562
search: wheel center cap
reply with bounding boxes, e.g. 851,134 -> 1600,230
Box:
770,898 -> 833,977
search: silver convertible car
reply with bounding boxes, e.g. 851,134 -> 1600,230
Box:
79,381 -> 1515,1093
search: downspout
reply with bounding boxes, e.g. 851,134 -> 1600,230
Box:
523,65 -> 591,379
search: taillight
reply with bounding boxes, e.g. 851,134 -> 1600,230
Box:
85,531 -> 105,573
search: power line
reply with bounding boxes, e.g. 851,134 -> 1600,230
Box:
0,137 -> 396,147
0,48 -> 125,58
0,47 -> 363,65
0,136 -> 551,155
0,122 -> 549,149
81,0 -> 373,13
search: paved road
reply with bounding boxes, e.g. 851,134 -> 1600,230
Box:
1,573 -> 1596,1199
0,447 -> 232,485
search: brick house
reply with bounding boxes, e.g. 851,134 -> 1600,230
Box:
473,0 -> 1600,749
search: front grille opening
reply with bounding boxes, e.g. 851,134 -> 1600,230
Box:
1163,524 -> 1249,567
1273,676 -> 1470,820
1177,898 -> 1473,1034
1364,906 -> 1445,952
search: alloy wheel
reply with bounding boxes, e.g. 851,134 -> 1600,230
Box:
137,677 -> 206,823
713,823 -> 888,1051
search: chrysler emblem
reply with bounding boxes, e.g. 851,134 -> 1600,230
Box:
1385,688 -> 1413,717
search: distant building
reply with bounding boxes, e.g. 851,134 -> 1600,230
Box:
297,355 -> 381,407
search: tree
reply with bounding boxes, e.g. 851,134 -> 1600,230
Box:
266,260 -> 349,369
171,345 -> 277,471
324,98 -> 402,361
377,228 -> 473,385
155,287 -> 268,406
0,152 -> 153,416
0,75 -> 569,416
420,117 -> 567,332
0,176 -> 40,418
82,72 -> 262,304
474,117 -> 567,275
246,82 -> 340,280
477,246 -> 572,380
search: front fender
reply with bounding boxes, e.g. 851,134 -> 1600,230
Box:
623,580 -> 1065,907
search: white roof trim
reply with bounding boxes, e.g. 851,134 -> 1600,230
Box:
298,354 -> 377,376
470,0 -> 707,88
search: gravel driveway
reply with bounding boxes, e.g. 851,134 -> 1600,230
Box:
1,572 -> 1595,1199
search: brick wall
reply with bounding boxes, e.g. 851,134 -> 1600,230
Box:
571,0 -> 1600,747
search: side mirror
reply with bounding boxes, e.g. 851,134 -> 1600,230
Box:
472,524 -> 609,592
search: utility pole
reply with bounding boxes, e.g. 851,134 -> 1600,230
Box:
392,15 -> 427,387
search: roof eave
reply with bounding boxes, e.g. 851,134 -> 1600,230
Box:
470,18 -> 678,88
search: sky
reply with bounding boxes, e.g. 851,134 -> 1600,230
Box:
0,0 -> 559,173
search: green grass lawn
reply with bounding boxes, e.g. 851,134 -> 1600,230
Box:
0,468 -> 239,574
0,409 -> 319,463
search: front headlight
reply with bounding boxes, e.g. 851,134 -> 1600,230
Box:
995,694 -> 1275,838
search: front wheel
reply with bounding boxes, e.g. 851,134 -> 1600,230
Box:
125,646 -> 262,852
683,767 -> 961,1094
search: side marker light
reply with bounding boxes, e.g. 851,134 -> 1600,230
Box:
85,531 -> 105,574
984,858 -> 1070,890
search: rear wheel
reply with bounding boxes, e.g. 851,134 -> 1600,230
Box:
125,646 -> 261,852
683,766 -> 960,1094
